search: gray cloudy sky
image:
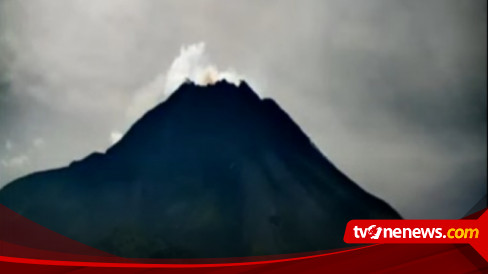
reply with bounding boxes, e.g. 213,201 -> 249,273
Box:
0,0 -> 486,219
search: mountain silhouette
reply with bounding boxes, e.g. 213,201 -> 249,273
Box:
0,80 -> 400,258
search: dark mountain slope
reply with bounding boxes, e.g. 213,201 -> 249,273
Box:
0,80 -> 400,258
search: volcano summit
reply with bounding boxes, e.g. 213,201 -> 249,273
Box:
0,80 -> 400,258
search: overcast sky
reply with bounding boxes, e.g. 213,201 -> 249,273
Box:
0,0 -> 486,219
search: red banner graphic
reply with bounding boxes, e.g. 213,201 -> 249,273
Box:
0,204 -> 486,272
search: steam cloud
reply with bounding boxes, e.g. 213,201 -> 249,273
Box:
164,42 -> 241,95
123,42 -> 242,142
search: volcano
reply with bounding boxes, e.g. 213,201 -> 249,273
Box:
0,80 -> 400,258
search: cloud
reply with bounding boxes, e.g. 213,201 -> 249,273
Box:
126,73 -> 167,121
1,138 -> 44,169
1,155 -> 29,168
33,138 -> 45,148
5,140 -> 12,151
110,131 -> 123,145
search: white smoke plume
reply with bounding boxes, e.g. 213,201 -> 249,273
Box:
110,131 -> 123,145
127,42 -> 241,120
164,42 -> 241,95
123,42 -> 242,138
